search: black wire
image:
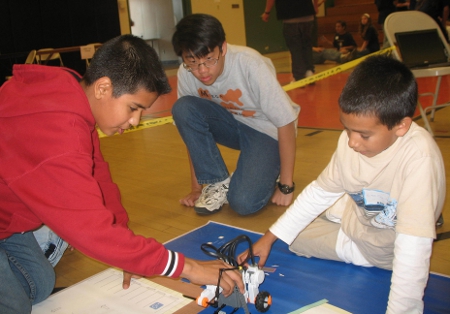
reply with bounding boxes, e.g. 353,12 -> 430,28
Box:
201,234 -> 256,266
201,234 -> 258,305
213,267 -> 239,304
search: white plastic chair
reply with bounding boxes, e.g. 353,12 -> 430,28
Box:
384,11 -> 450,137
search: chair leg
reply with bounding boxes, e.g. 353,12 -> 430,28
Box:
430,76 -> 442,122
417,100 -> 434,137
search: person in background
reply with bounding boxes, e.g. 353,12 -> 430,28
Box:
262,0 -> 316,81
394,0 -> 411,11
313,20 -> 357,64
416,0 -> 450,42
0,34 -> 243,313
238,55 -> 445,314
356,13 -> 380,57
312,0 -> 325,47
375,0 -> 396,25
375,0 -> 396,48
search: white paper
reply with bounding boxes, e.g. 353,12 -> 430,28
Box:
32,268 -> 190,314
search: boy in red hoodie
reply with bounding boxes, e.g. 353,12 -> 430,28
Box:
0,35 -> 242,313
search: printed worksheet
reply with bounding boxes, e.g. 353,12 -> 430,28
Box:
288,299 -> 352,314
32,268 -> 191,314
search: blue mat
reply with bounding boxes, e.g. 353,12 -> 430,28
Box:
164,221 -> 450,314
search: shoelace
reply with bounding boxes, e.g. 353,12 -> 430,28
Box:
203,183 -> 227,199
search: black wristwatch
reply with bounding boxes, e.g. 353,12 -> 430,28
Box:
278,182 -> 295,194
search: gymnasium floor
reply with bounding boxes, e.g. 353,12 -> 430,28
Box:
54,52 -> 450,292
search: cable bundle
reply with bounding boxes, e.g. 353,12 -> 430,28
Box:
201,234 -> 256,266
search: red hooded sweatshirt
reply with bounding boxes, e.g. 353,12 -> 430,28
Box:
0,64 -> 184,278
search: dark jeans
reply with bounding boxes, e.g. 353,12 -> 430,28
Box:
172,96 -> 281,215
313,49 -> 342,64
0,232 -> 55,313
283,21 -> 314,80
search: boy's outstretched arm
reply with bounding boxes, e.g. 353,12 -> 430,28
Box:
237,230 -> 278,268
272,121 -> 296,206
180,258 -> 245,296
123,258 -> 244,297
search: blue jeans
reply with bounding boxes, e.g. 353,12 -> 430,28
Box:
313,49 -> 342,64
283,21 -> 314,80
0,232 -> 55,313
172,96 -> 281,215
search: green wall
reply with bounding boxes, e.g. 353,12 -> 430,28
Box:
183,0 -> 287,54
243,0 -> 287,54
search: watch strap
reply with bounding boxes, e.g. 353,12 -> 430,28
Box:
278,182 -> 295,194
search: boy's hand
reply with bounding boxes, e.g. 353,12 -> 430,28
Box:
271,189 -> 294,206
237,231 -> 278,268
313,47 -> 325,53
179,189 -> 202,207
261,12 -> 270,22
122,271 -> 143,289
181,258 -> 244,297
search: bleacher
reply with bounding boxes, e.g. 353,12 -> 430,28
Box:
317,0 -> 384,47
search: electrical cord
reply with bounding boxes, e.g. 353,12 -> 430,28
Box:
201,234 -> 256,266
200,234 -> 257,306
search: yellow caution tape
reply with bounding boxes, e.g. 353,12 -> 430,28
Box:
97,47 -> 394,138
97,116 -> 174,138
283,47 -> 395,91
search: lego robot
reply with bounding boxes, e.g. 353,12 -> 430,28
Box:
196,264 -> 271,314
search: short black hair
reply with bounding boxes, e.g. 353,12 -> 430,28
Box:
336,20 -> 347,29
172,14 -> 226,58
339,55 -> 417,130
82,34 -> 171,97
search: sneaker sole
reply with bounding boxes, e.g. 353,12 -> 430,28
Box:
194,198 -> 228,215
194,205 -> 223,215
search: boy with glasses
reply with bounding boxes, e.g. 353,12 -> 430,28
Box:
171,14 -> 300,216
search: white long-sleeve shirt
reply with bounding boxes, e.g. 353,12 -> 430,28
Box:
270,123 -> 445,313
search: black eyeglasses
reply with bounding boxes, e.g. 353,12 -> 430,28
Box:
182,54 -> 220,72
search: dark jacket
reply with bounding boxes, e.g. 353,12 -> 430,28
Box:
275,0 -> 315,20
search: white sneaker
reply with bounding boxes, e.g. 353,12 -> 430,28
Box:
305,70 -> 315,85
194,176 -> 230,215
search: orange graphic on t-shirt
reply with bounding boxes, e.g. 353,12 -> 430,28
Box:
220,89 -> 244,107
220,89 -> 256,117
197,88 -> 212,100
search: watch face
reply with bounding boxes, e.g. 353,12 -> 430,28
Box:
278,182 -> 295,194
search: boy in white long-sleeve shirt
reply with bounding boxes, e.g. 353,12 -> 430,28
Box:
238,55 -> 445,313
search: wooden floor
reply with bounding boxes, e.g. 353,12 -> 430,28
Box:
54,52 -> 450,291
